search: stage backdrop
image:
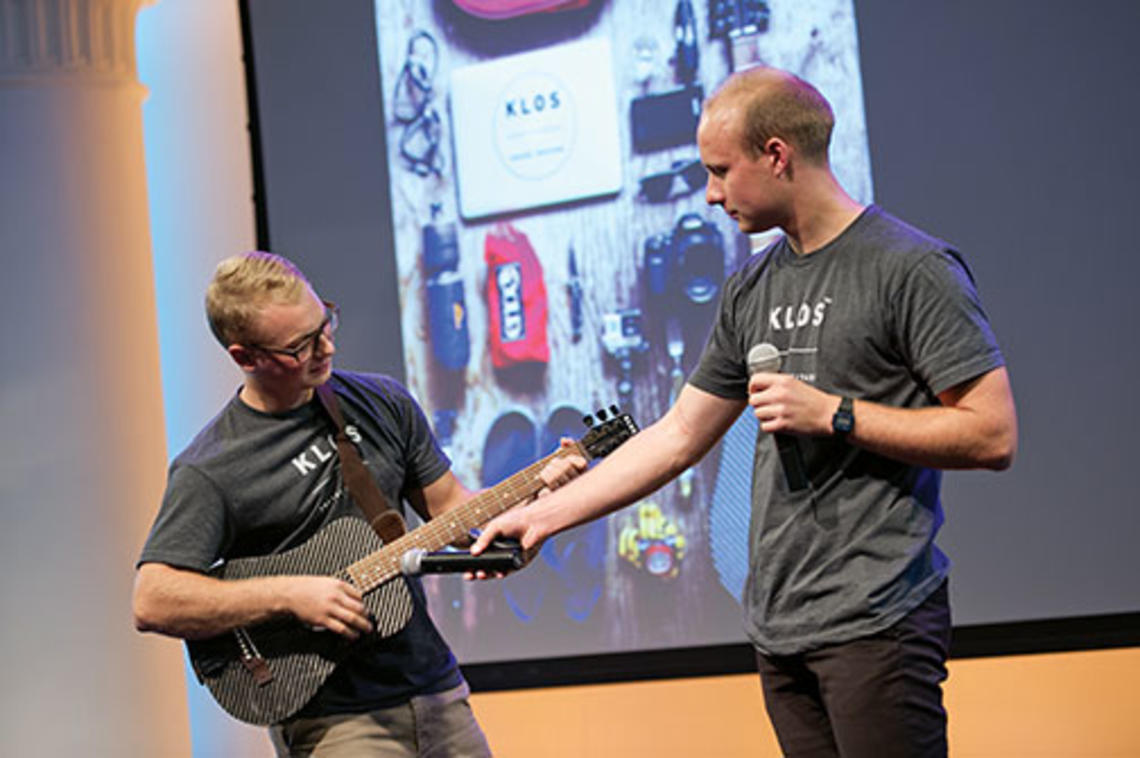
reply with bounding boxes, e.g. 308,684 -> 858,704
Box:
244,0 -> 1140,667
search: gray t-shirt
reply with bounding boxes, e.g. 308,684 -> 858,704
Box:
138,370 -> 461,715
689,206 -> 1004,655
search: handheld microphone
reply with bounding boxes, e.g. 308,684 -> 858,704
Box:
400,548 -> 525,577
747,343 -> 810,492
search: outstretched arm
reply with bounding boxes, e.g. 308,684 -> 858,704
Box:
408,444 -> 586,522
472,385 -> 747,553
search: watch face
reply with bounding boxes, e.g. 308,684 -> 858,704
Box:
834,412 -> 854,434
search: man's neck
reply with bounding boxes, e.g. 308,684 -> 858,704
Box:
782,171 -> 866,255
239,380 -> 314,414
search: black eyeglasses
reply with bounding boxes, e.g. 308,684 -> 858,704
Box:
251,301 -> 340,364
638,158 -> 707,203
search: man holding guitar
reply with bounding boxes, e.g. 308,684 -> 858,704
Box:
133,251 -> 585,756
472,67 -> 1018,758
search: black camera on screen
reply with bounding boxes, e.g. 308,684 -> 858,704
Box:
643,213 -> 725,305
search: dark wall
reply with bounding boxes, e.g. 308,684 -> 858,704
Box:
244,0 -> 405,379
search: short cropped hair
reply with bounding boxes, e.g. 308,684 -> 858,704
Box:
709,67 -> 835,164
205,251 -> 310,347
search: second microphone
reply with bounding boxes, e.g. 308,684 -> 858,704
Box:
400,548 -> 526,576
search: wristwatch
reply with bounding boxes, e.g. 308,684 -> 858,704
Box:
832,396 -> 855,438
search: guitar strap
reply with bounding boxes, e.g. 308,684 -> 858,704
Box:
315,382 -> 406,543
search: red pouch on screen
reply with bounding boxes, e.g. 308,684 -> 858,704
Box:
484,223 -> 549,368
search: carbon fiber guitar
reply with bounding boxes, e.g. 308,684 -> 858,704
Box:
186,409 -> 638,725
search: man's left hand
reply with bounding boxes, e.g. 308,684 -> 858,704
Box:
533,438 -> 587,498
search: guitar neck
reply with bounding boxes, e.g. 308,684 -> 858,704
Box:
345,441 -> 587,594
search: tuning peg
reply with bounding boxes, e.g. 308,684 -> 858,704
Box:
610,404 -> 620,416
597,408 -> 609,422
582,414 -> 595,427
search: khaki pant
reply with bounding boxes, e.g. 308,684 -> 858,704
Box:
269,682 -> 491,757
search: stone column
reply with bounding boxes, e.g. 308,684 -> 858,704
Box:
0,0 -> 190,754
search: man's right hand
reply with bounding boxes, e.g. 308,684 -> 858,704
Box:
284,575 -> 374,640
469,506 -> 549,566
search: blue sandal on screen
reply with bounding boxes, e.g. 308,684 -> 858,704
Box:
540,405 -> 607,623
481,408 -> 550,622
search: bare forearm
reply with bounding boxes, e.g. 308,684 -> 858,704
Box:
523,392 -> 742,541
470,387 -> 745,553
133,563 -> 292,640
525,425 -> 683,537
846,397 -> 1016,470
847,368 -> 1017,470
751,367 -> 1017,471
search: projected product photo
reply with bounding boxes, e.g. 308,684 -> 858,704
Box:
373,0 -> 873,664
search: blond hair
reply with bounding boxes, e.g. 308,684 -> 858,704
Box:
205,251 -> 310,346
708,67 -> 835,164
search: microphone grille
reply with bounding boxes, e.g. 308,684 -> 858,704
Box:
400,548 -> 425,576
747,343 -> 782,374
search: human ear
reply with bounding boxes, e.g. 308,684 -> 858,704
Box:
228,343 -> 259,372
765,138 -> 792,177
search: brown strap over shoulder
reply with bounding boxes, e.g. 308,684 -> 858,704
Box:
314,382 -> 406,543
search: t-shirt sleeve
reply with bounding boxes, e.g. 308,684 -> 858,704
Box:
689,271 -> 751,400
896,249 -> 1005,396
391,382 -> 451,491
136,463 -> 230,572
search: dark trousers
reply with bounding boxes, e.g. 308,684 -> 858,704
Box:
755,581 -> 951,758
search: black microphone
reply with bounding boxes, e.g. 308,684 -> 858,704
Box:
400,548 -> 525,576
747,343 -> 810,492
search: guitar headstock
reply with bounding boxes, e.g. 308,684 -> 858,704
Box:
578,405 -> 639,460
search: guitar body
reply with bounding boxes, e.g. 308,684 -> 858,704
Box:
186,517 -> 413,725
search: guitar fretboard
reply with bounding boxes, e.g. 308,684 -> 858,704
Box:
345,441 -> 588,594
